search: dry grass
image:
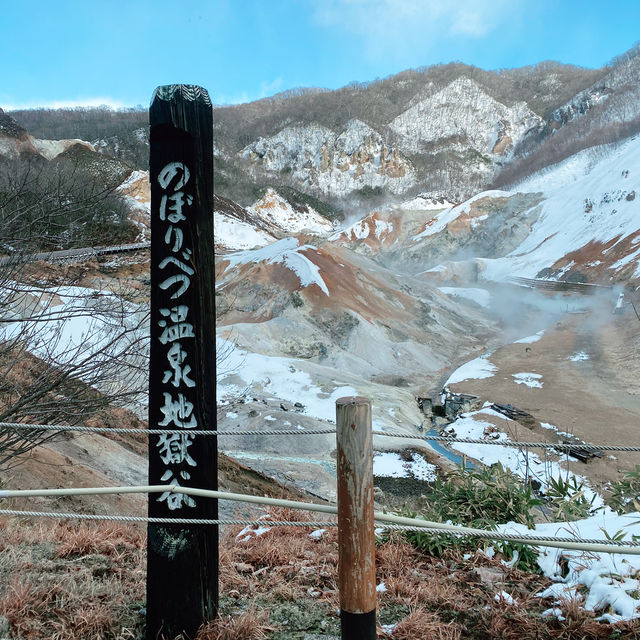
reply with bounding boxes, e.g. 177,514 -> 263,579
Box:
54,521 -> 145,558
0,518 -> 144,639
389,607 -> 462,640
196,608 -> 274,640
0,511 -> 639,639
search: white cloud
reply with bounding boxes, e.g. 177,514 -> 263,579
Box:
314,0 -> 519,60
2,97 -> 129,111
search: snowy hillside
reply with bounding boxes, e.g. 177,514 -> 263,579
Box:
390,77 -> 543,158
248,188 -> 334,235
481,135 -> 640,283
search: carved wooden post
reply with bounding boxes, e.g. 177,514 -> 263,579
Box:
336,396 -> 376,640
147,85 -> 217,639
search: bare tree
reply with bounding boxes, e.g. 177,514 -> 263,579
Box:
0,154 -> 148,469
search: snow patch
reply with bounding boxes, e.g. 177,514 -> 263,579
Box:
373,451 -> 436,481
216,338 -> 356,422
514,330 -> 545,344
569,351 -> 589,362
223,237 -> 329,295
248,188 -> 333,234
512,372 -> 543,388
446,356 -> 497,385
214,212 -> 275,250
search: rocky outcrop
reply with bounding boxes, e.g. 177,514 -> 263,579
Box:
242,119 -> 415,198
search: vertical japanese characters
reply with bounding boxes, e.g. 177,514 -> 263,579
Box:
155,161 -> 198,510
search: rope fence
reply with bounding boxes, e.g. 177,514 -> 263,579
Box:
2,484 -> 640,555
2,421 -> 638,453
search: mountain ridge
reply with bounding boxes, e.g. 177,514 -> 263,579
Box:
10,48 -> 640,210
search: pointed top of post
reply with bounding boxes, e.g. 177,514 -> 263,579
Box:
151,85 -> 212,107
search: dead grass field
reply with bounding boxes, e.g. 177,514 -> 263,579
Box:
0,511 -> 638,639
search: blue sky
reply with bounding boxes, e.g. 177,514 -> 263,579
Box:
1,0 -> 638,110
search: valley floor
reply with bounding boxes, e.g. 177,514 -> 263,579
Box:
444,304 -> 640,491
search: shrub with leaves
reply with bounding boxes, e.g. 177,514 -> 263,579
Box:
608,465 -> 640,514
544,475 -> 598,520
400,464 -> 542,558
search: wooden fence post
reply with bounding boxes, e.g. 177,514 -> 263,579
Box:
336,396 -> 376,640
147,85 -> 218,640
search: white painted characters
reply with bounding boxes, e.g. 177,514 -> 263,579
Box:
159,391 -> 198,429
155,161 -> 199,509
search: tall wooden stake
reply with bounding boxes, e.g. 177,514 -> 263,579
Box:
147,85 -> 217,640
336,396 -> 376,640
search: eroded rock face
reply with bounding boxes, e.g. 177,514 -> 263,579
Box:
239,80 -> 546,202
242,119 -> 415,198
0,108 -> 29,141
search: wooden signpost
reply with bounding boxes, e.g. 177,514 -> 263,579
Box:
336,396 -> 377,640
147,85 -> 217,639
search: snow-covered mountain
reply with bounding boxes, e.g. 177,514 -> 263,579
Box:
389,77 -> 543,158
11,45 -> 639,213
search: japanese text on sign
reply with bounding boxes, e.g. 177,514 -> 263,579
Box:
155,161 -> 198,510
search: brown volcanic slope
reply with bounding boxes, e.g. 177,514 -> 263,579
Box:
216,236 -> 497,388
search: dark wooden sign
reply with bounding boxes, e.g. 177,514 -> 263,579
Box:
147,85 -> 217,640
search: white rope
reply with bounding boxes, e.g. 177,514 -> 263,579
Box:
0,510 -> 334,527
372,431 -> 634,452
2,484 -> 640,554
1,421 -> 637,452
0,422 -> 336,437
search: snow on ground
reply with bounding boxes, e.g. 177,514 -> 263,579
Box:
500,510 -> 640,621
373,451 -> 437,481
398,195 -> 454,211
569,351 -> 590,362
222,237 -> 330,295
216,338 -> 355,422
116,169 -> 147,193
249,188 -> 333,234
514,330 -> 545,344
412,190 -> 512,239
494,591 -> 517,605
445,356 -> 497,385
540,421 -> 575,438
32,138 -> 94,160
438,287 -> 491,308
214,211 -> 275,250
446,406 -> 602,507
0,284 -> 148,412
340,218 -> 370,241
443,404 -> 640,620
374,218 -> 393,239
482,135 -> 640,281
512,372 -> 543,388
0,285 -> 145,365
